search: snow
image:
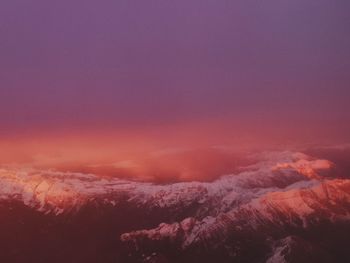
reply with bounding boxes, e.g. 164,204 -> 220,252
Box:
1,150 -> 349,255
121,178 -> 350,249
0,150 -> 343,218
266,237 -> 293,263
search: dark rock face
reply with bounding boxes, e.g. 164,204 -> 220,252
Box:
120,180 -> 350,263
0,150 -> 350,263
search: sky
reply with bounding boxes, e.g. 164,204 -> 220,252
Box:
0,1 -> 350,177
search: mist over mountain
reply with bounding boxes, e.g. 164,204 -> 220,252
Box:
1,1 -> 350,262
0,146 -> 349,262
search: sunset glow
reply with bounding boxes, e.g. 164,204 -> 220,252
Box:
0,1 -> 349,262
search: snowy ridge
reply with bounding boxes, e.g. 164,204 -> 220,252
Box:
0,150 -> 348,262
0,151 -> 330,215
120,179 -> 350,250
266,236 -> 299,263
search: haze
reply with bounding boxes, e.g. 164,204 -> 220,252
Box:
1,0 -> 349,181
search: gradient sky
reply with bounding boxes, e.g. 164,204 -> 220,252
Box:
1,0 -> 350,144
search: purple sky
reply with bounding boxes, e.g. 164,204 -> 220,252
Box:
1,0 -> 350,142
